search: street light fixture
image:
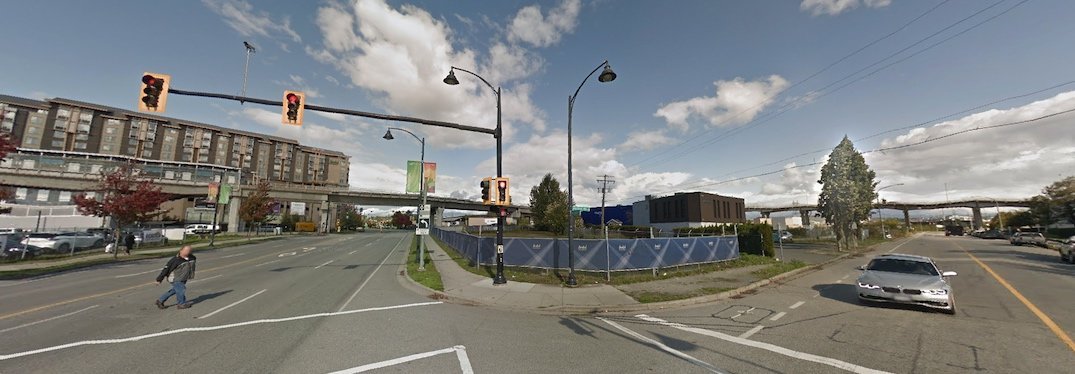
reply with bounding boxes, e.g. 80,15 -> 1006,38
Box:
443,66 -> 508,285
383,127 -> 427,271
876,183 -> 904,240
565,60 -> 617,287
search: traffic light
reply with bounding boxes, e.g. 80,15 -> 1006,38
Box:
495,177 -> 510,206
480,177 -> 493,205
138,72 -> 170,112
282,90 -> 305,126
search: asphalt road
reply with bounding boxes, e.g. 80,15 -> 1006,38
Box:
0,231 -> 1072,373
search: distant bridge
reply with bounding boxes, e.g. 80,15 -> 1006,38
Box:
746,199 -> 1032,229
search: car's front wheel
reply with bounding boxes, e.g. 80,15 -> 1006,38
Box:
58,243 -> 70,253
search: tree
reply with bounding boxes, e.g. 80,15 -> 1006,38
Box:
529,173 -> 570,234
989,210 -> 1036,230
817,137 -> 877,251
338,204 -> 364,231
238,180 -> 276,235
1041,176 -> 1075,226
391,211 -> 413,228
73,165 -> 171,258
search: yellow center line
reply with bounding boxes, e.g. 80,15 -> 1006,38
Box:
955,242 -> 1075,354
0,248 -> 289,322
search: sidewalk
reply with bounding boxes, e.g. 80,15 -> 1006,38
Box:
0,235 -> 282,272
421,236 -> 640,313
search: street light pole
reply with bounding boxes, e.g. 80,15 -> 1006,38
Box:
443,67 -> 507,285
565,61 -> 617,287
384,127 -> 427,271
876,183 -> 904,240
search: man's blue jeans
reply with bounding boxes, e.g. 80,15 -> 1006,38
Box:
158,281 -> 187,305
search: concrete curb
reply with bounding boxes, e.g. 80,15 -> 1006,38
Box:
398,235 -> 914,315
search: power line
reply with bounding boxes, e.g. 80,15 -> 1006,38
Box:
624,0 -> 951,169
630,0 -> 1026,171
618,105 -> 1075,203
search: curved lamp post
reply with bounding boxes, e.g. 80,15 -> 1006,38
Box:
443,66 -> 509,284
565,61 -> 617,286
876,183 -> 904,240
383,127 -> 427,270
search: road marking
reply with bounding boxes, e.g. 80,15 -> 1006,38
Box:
115,269 -> 160,278
769,312 -> 787,322
197,289 -> 267,319
789,301 -> 805,309
956,243 -> 1075,354
326,345 -> 473,374
740,325 -> 764,339
348,250 -> 357,255
0,301 -> 442,361
337,235 -> 408,312
315,260 -> 334,269
278,252 -> 297,257
839,274 -> 850,281
731,307 -> 755,320
636,315 -> 890,374
597,317 -> 725,373
220,253 -> 246,259
0,305 -> 99,333
885,236 -> 915,253
255,259 -> 281,267
303,247 -> 315,252
364,242 -> 373,247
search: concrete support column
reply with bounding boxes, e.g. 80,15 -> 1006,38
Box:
761,212 -> 771,219
971,203 -> 984,230
432,206 -> 444,228
227,196 -> 242,233
903,209 -> 911,229
800,210 -> 811,227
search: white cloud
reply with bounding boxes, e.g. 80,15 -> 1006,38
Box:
507,0 -> 582,47
800,0 -> 891,17
621,129 -> 676,151
226,107 -> 367,157
275,75 -> 321,98
655,75 -> 789,131
202,0 -> 301,47
307,0 -> 551,149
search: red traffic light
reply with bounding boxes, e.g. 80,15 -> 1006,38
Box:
142,74 -> 157,85
498,180 -> 507,189
286,93 -> 299,103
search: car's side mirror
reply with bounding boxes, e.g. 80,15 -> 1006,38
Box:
941,271 -> 957,277
857,265 -> 866,271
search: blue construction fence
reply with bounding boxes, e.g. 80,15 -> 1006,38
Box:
431,228 -> 739,272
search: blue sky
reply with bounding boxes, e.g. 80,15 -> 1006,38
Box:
2,0 -> 1074,208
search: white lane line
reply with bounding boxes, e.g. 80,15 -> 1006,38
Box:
115,269 -> 159,278
597,317 -> 725,373
839,274 -> 850,281
197,289 -> 267,319
326,345 -> 473,374
220,253 -> 246,259
348,250 -> 357,255
189,275 -> 223,284
0,305 -> 99,333
886,237 -> 915,253
0,301 -> 442,361
337,235 -> 408,312
278,252 -> 297,257
789,301 -> 805,309
315,260 -> 334,269
769,312 -> 787,322
364,242 -> 373,247
254,259 -> 281,267
740,326 -> 764,339
636,315 -> 890,374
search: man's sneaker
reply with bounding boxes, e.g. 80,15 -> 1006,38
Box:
155,300 -> 166,309
176,303 -> 192,309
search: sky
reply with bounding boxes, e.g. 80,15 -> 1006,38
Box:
2,0 -> 1074,211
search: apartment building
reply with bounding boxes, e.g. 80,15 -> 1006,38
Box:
0,94 -> 350,187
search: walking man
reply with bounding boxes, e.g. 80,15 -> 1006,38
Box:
155,245 -> 196,309
124,232 -> 136,255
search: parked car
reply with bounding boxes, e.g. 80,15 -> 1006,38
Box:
773,230 -> 793,242
944,225 -> 964,236
130,229 -> 168,246
0,228 -> 25,235
1059,236 -> 1075,264
0,244 -> 45,259
856,253 -> 957,314
1010,232 -> 1047,247
184,224 -> 219,235
86,228 -> 113,239
978,230 -> 1007,239
22,232 -> 105,253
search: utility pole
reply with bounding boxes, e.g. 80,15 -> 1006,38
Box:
597,174 -> 616,281
240,42 -> 257,103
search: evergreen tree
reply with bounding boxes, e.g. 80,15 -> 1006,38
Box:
817,136 -> 877,251
529,173 -> 570,234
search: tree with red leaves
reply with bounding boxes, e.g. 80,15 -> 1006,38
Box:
238,179 -> 275,235
391,210 -> 413,229
73,165 -> 171,258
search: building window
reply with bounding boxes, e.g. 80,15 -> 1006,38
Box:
15,188 -> 27,200
59,191 -> 71,202
74,141 -> 88,150
36,190 -> 50,202
51,139 -> 65,148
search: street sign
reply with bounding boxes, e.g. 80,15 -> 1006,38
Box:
419,206 -> 431,219
416,218 -> 430,235
571,206 -> 590,214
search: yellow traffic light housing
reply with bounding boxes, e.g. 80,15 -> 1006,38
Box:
138,72 -> 170,113
282,90 -> 306,126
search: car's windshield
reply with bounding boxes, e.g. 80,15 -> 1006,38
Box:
866,258 -> 939,276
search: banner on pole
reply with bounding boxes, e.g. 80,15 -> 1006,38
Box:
217,184 -> 232,204
405,161 -> 436,194
207,182 -> 220,200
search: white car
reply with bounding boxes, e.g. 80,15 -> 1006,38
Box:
1060,236 -> 1075,264
184,224 -> 220,235
22,232 -> 104,253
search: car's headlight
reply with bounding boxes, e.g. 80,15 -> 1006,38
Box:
923,289 -> 948,296
857,282 -> 881,290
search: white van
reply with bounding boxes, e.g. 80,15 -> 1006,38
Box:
184,224 -> 219,235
